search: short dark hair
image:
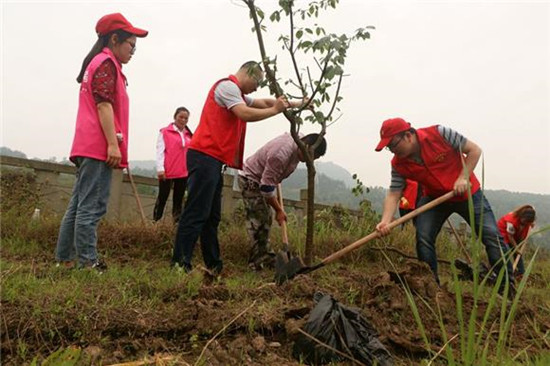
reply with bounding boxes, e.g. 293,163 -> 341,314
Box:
240,61 -> 263,73
173,106 -> 189,119
398,127 -> 416,138
301,134 -> 327,159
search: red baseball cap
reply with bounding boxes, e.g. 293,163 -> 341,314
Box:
375,118 -> 411,151
96,13 -> 148,37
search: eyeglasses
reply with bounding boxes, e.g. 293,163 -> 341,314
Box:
124,40 -> 136,54
385,134 -> 405,152
251,73 -> 264,85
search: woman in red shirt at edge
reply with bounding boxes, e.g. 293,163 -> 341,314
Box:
399,179 -> 421,226
497,205 -> 536,277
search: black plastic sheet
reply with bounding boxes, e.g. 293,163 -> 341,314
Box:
293,292 -> 393,366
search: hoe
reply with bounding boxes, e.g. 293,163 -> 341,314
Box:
274,191 -> 456,284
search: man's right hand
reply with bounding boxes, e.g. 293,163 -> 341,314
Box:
275,209 -> 287,226
274,96 -> 290,112
106,144 -> 122,168
157,172 -> 166,181
376,221 -> 392,236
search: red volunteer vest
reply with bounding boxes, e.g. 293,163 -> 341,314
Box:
392,125 -> 480,202
189,75 -> 247,169
497,212 -> 531,244
161,124 -> 193,179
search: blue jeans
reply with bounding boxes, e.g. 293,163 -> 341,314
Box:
55,157 -> 112,266
172,150 -> 223,273
415,190 -> 513,283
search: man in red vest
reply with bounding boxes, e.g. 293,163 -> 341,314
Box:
171,61 -> 306,277
374,118 -> 514,287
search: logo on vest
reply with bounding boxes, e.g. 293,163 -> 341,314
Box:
434,153 -> 446,162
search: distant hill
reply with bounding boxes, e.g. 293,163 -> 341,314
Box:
0,147 -> 27,159
315,161 -> 356,188
129,160 -> 157,178
128,159 -> 357,186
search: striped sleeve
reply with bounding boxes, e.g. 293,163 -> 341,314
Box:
437,125 -> 467,151
389,167 -> 405,192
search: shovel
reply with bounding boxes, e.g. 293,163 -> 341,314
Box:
274,190 -> 456,284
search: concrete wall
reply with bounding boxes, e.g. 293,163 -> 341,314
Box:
1,155 -> 361,222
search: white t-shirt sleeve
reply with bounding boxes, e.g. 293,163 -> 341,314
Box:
214,80 -> 254,109
156,132 -> 165,173
506,222 -> 516,235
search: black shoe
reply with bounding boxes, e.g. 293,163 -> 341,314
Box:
454,258 -> 473,281
91,260 -> 108,274
171,262 -> 192,274
498,281 -> 517,300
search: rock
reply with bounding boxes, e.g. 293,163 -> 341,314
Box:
84,346 -> 102,361
251,336 -> 266,353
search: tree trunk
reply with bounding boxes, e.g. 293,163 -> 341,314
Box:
304,152 -> 316,265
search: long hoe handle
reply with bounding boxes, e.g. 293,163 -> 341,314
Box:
127,167 -> 147,224
447,218 -> 472,264
314,191 -> 456,270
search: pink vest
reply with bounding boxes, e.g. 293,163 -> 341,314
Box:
70,48 -> 130,168
189,75 -> 247,169
161,123 -> 193,179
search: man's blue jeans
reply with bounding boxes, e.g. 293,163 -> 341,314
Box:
55,157 -> 112,266
172,149 -> 223,273
415,190 -> 513,283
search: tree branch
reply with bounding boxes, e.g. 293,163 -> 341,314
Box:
325,72 -> 343,120
288,2 -> 306,96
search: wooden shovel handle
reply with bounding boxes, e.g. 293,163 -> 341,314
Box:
321,190 -> 456,266
127,167 -> 147,224
277,184 -> 289,245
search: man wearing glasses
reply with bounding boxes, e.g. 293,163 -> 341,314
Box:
171,61 -> 307,278
374,118 -> 514,289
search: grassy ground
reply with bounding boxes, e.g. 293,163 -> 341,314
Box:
1,173 -> 550,365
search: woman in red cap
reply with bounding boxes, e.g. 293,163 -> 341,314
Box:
55,13 -> 147,272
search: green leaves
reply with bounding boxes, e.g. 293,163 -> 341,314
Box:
245,0 -> 374,129
270,10 -> 281,22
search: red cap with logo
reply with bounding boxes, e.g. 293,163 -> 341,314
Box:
96,13 -> 148,37
375,118 -> 411,151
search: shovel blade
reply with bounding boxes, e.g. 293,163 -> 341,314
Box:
274,250 -> 307,285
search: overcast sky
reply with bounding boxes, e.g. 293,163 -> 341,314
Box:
2,0 -> 549,194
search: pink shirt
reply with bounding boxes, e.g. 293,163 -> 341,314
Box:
70,48 -> 129,168
241,133 -> 302,191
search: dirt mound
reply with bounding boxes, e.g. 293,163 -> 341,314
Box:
2,257 -> 548,365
